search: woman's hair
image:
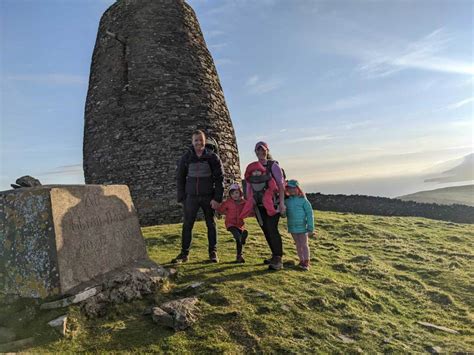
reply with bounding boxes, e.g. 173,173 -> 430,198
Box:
255,147 -> 273,160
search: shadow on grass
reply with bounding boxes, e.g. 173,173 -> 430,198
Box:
144,234 -> 180,247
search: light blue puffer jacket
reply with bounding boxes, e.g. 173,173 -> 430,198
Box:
284,196 -> 315,233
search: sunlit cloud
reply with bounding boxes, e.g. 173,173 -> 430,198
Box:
209,43 -> 228,50
324,26 -> 474,78
359,28 -> 474,77
446,97 -> 474,110
245,75 -> 283,95
343,120 -> 373,130
317,95 -> 372,112
39,164 -> 83,176
285,135 -> 335,143
205,30 -> 225,39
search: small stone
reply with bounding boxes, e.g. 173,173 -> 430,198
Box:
338,334 -> 355,343
47,315 -> 67,336
151,307 -> 174,328
143,307 -> 153,315
16,175 -> 42,187
417,321 -> 458,334
168,268 -> 177,277
159,297 -> 199,331
190,282 -> 204,289
281,305 -> 290,311
426,345 -> 442,354
41,287 -> 100,310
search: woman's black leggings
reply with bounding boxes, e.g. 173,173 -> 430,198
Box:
256,206 -> 283,257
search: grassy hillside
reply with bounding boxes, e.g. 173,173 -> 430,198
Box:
398,184 -> 474,207
10,211 -> 474,352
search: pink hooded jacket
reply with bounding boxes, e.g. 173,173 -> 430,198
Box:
216,184 -> 246,230
240,161 -> 279,219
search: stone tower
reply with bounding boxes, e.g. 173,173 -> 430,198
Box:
83,0 -> 241,225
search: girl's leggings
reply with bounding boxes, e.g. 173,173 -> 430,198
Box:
228,227 -> 244,255
291,233 -> 310,261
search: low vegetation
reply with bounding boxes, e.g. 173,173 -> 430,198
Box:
5,211 -> 474,352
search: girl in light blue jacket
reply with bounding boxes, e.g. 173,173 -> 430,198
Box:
284,180 -> 314,270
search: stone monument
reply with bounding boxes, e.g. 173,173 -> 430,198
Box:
0,185 -> 147,298
83,0 -> 241,226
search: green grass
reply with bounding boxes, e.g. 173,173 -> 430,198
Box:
6,211 -> 474,353
398,184 -> 474,206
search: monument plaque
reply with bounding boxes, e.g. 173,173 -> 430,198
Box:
1,185 -> 147,298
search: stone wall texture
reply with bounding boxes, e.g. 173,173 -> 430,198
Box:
83,0 -> 241,226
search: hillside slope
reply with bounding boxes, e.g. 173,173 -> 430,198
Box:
10,211 -> 474,353
398,184 -> 474,207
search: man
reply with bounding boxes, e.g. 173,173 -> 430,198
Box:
173,130 -> 224,263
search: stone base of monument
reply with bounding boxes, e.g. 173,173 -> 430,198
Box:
79,258 -> 170,318
1,184 -> 151,299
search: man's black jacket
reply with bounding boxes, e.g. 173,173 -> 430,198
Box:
176,146 -> 224,203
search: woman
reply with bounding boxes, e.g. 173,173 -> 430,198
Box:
245,141 -> 286,270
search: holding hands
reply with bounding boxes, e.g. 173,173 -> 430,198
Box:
210,199 -> 220,210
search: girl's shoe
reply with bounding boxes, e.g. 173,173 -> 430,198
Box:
236,254 -> 245,263
300,260 -> 310,271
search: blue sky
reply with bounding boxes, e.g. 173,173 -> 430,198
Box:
1,0 -> 472,197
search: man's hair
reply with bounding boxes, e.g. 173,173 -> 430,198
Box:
192,129 -> 206,138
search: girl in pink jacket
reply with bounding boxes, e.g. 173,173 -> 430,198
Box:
216,183 -> 248,263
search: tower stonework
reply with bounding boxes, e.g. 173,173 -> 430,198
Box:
83,0 -> 241,225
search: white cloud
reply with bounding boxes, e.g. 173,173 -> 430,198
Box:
39,164 -> 83,176
324,27 -> 473,78
205,30 -> 225,39
285,134 -> 335,143
245,75 -> 283,95
208,43 -> 228,50
343,120 -> 373,130
360,28 -> 474,77
446,97 -> 474,110
6,74 -> 87,85
317,95 -> 372,112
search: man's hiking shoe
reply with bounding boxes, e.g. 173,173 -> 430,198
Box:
241,230 -> 248,245
268,256 -> 283,270
236,254 -> 245,263
209,251 -> 219,263
171,253 -> 188,264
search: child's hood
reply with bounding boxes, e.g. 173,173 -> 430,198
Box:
244,161 -> 266,180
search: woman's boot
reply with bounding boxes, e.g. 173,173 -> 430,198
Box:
268,256 -> 283,270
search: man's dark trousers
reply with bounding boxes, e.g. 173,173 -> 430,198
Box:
181,194 -> 217,255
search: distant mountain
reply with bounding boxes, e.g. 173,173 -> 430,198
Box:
397,184 -> 474,207
424,153 -> 474,183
